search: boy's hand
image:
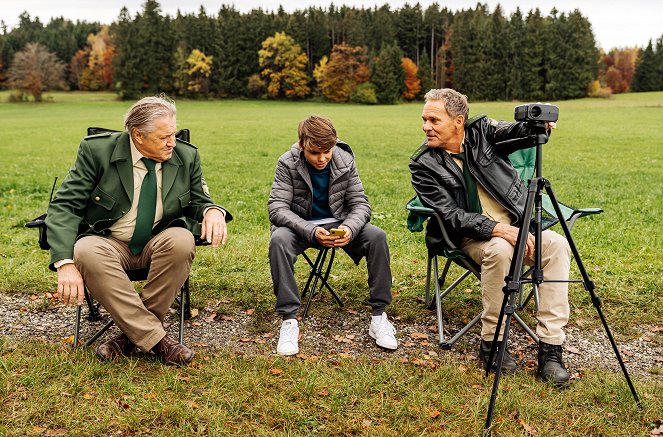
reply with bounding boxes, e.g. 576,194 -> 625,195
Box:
332,225 -> 352,247
314,225 -> 353,248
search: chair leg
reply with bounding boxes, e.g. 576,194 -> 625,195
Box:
84,287 -> 102,322
178,280 -> 189,345
302,249 -> 328,319
433,256 -> 446,346
320,250 -> 343,307
73,305 -> 82,350
84,319 -> 114,347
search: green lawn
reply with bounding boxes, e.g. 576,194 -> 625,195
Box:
0,91 -> 662,435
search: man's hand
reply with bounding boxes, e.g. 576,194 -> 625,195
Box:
315,225 -> 353,248
57,263 -> 85,306
201,208 -> 227,248
492,223 -> 535,261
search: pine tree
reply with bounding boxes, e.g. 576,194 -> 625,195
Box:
507,8 -> 528,100
417,51 -> 434,97
632,40 -> 657,92
521,9 -> 547,100
372,43 -> 405,104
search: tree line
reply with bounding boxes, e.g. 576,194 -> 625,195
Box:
1,1 -> 662,102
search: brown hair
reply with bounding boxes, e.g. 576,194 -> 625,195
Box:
298,115 -> 337,151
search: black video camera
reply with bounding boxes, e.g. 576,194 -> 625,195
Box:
514,103 -> 559,123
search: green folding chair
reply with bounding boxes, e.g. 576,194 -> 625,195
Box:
406,147 -> 602,349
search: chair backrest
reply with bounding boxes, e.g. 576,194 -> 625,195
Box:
26,126 -> 192,252
508,147 -> 536,183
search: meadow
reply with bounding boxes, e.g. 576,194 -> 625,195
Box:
0,91 -> 661,435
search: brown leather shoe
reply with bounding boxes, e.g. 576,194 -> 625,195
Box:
152,334 -> 194,365
95,333 -> 135,361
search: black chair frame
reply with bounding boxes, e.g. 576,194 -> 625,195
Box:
300,248 -> 344,319
27,126 -> 195,349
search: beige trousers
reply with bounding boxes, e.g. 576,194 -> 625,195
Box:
74,227 -> 195,351
462,229 -> 571,345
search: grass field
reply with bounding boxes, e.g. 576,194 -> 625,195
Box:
0,91 -> 662,435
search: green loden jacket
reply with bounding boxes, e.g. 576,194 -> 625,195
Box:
45,131 -> 232,270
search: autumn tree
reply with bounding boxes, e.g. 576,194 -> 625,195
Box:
8,42 -> 66,101
401,57 -> 421,100
186,49 -> 213,95
602,47 -> 638,93
258,31 -> 310,99
314,43 -> 370,102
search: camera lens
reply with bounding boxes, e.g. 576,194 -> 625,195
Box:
530,105 -> 542,118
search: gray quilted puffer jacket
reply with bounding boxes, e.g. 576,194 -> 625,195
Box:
268,141 -> 371,243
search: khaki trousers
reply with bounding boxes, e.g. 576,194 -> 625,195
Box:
74,227 -> 195,351
462,229 -> 571,345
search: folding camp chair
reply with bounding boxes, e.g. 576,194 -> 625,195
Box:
406,147 -> 602,348
300,247 -> 344,319
26,127 -> 196,349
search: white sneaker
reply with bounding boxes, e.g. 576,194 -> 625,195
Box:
277,319 -> 299,356
369,313 -> 398,350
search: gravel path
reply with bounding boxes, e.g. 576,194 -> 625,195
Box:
1,293 -> 661,381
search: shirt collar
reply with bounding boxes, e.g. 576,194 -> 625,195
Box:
129,136 -> 161,170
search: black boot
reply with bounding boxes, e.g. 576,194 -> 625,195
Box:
537,342 -> 570,387
479,340 -> 518,373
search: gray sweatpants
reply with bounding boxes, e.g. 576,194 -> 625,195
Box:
269,222 -> 392,319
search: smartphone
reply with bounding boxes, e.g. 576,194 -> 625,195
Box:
329,228 -> 346,237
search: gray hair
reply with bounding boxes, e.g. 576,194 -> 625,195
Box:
124,95 -> 177,135
424,88 -> 469,120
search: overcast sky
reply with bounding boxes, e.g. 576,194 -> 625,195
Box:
1,0 -> 661,51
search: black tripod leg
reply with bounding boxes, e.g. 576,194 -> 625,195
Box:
485,293 -> 517,433
545,185 -> 642,408
485,177 -> 539,434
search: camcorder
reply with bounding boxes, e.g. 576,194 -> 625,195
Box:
514,103 -> 559,123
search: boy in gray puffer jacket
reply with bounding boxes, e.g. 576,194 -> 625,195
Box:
268,115 -> 397,356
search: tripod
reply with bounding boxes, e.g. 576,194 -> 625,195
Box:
483,123 -> 642,434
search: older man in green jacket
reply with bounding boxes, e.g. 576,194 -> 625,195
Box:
46,96 -> 232,365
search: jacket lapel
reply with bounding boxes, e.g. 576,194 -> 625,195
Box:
110,132 -> 134,201
161,150 -> 183,200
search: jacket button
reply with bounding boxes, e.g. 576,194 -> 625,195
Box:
94,196 -> 100,201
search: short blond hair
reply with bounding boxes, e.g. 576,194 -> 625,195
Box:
424,88 -> 469,120
298,115 -> 337,151
124,95 -> 176,136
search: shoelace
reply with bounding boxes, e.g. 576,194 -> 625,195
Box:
281,323 -> 298,339
374,319 -> 395,336
544,346 -> 564,364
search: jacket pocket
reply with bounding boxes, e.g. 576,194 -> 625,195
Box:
90,186 -> 116,210
178,190 -> 191,208
506,178 -> 524,202
478,146 -> 495,167
440,174 -> 462,189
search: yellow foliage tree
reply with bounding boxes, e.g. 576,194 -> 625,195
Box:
258,32 -> 310,99
186,49 -> 213,94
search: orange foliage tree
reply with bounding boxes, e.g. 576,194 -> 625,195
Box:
601,47 -> 638,93
314,43 -> 370,102
68,26 -> 115,91
401,57 -> 421,100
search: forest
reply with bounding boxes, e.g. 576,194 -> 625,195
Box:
1,1 -> 662,102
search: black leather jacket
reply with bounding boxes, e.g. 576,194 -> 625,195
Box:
409,115 -> 542,250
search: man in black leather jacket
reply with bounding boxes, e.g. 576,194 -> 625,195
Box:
410,88 -> 571,386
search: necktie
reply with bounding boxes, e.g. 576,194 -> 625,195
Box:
129,158 -> 157,255
450,151 -> 482,214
